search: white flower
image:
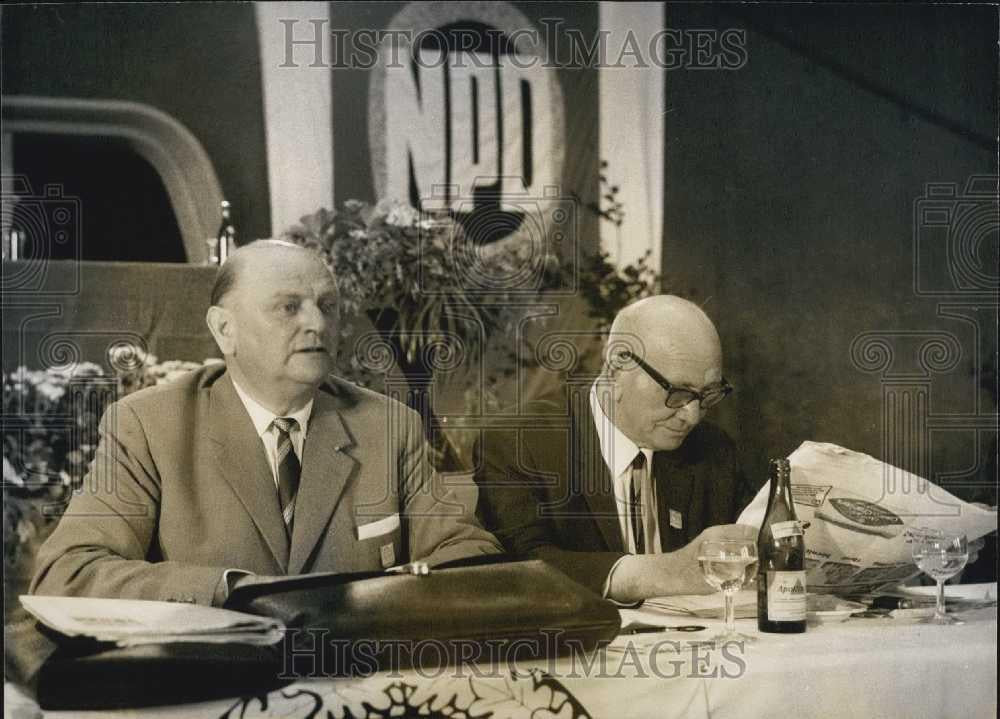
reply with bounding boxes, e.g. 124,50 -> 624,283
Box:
380,199 -> 423,228
9,366 -> 30,383
17,518 -> 37,545
3,456 -> 22,486
37,380 -> 66,402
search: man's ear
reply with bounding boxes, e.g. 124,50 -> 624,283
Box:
602,358 -> 619,381
206,305 -> 236,356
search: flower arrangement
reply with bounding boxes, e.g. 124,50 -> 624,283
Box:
281,193 -> 659,373
280,198 -> 566,384
2,363 -> 106,500
108,344 -> 216,396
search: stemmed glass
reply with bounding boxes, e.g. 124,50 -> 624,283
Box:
698,539 -> 758,644
911,531 -> 969,625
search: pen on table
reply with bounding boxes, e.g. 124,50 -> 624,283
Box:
622,624 -> 706,634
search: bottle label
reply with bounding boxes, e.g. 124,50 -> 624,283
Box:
770,520 -> 803,539
766,571 -> 807,621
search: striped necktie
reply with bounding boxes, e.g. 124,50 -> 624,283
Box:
630,452 -> 646,554
272,417 -> 301,535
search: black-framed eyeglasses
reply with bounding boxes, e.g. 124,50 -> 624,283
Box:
622,351 -> 733,410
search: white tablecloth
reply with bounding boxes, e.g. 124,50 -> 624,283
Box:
595,606 -> 998,719
26,607 -> 998,719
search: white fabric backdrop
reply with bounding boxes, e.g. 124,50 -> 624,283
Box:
598,2 -> 665,272
255,2 -> 335,238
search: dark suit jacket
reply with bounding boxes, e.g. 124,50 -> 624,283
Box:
475,389 -> 755,595
31,364 -> 502,604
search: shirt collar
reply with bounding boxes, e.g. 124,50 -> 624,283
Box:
231,379 -> 314,439
589,381 -> 650,479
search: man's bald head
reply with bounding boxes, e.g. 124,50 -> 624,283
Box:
602,295 -> 725,450
606,295 -> 722,375
210,240 -> 333,308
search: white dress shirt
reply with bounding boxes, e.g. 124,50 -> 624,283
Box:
589,382 -> 663,555
231,380 -> 313,487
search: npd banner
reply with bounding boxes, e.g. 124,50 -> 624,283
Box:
329,1 -> 599,261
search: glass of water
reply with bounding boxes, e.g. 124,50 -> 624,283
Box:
699,539 -> 758,643
911,531 -> 969,625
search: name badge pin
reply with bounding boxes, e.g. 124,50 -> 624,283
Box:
380,543 -> 395,568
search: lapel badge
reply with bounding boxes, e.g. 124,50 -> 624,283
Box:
380,542 -> 395,568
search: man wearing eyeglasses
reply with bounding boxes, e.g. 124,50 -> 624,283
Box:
476,295 -> 757,602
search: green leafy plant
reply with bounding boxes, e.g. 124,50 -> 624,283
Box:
281,200 -> 535,377
578,249 -> 662,329
573,159 -> 663,327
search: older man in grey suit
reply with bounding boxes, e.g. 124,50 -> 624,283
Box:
32,241 -> 502,606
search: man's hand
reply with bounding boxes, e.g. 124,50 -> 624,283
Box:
213,571 -> 288,606
607,523 -> 758,602
670,524 -> 760,595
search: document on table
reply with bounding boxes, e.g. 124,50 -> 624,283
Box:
643,589 -> 758,619
738,441 -> 999,596
20,595 -> 285,647
642,591 -> 867,621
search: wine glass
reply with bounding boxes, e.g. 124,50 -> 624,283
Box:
911,531 -> 969,625
698,539 -> 758,644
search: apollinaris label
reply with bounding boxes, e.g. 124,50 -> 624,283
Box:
770,520 -> 803,539
766,570 -> 807,621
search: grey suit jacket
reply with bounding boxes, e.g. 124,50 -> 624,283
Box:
31,364 -> 502,604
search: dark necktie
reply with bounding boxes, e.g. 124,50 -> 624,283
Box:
272,417 -> 301,536
630,452 -> 646,554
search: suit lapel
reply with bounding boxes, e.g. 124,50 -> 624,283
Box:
653,450 -> 696,551
287,388 -> 355,574
575,393 -> 624,553
208,374 -> 288,571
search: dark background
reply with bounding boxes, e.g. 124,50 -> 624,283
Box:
662,3 -> 997,513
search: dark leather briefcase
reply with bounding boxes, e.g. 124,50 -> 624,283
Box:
225,557 -> 622,677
